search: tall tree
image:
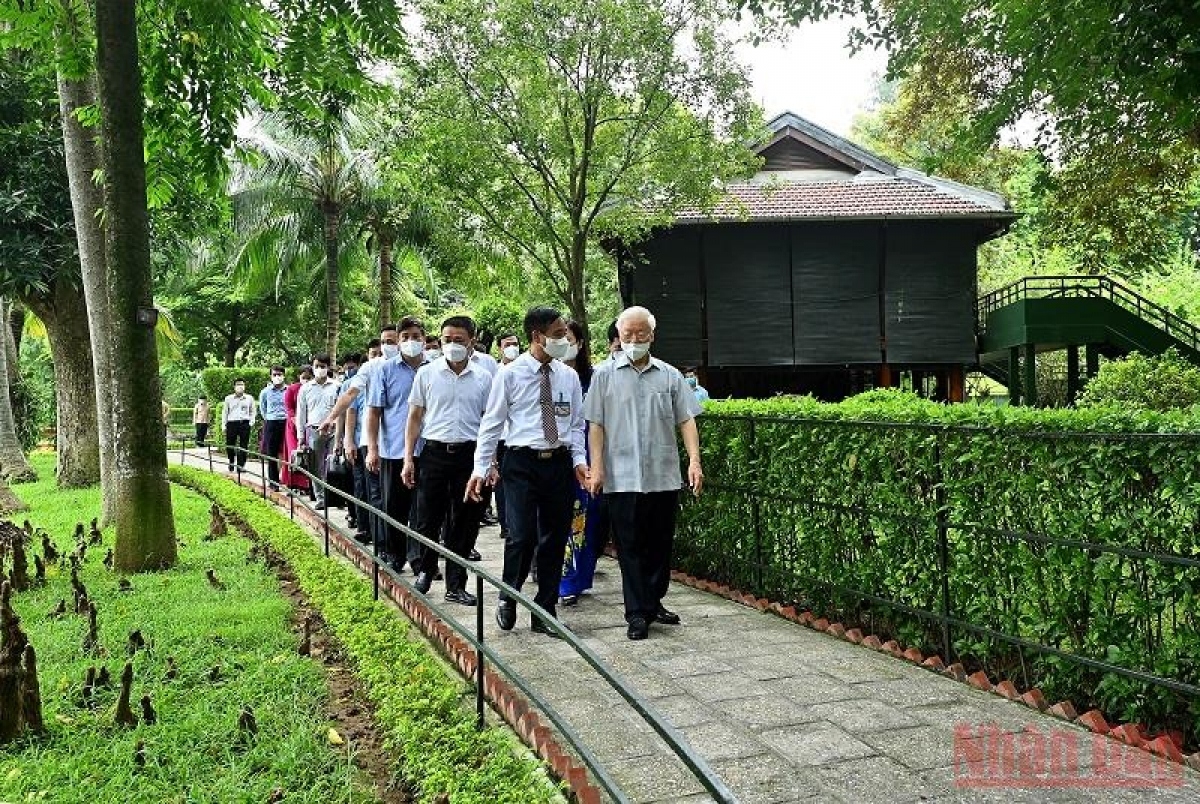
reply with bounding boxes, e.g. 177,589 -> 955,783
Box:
0,49 -> 102,487
232,110 -> 377,359
411,0 -> 760,330
94,0 -> 176,571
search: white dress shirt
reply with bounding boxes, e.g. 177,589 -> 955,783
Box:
473,352 -> 586,477
348,356 -> 385,447
222,393 -> 256,426
471,350 -> 500,377
408,357 -> 493,446
296,379 -> 340,437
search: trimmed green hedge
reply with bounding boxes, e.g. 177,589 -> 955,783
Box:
170,466 -> 560,804
201,368 -> 272,405
683,391 -> 1200,740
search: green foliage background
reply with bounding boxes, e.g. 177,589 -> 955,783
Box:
682,391 -> 1200,741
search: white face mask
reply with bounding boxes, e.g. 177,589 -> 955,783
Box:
270,374 -> 284,386
622,341 -> 651,361
501,344 -> 520,361
424,348 -> 441,362
380,343 -> 400,360
443,342 -> 469,363
234,385 -> 245,395
543,336 -> 571,360
313,366 -> 328,380
400,340 -> 424,359
562,343 -> 579,362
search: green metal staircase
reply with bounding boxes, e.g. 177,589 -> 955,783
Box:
976,275 -> 1200,389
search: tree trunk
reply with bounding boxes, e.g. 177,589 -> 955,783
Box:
5,304 -> 21,390
567,234 -> 589,332
27,283 -> 101,488
377,234 -> 394,329
0,302 -> 35,483
57,69 -> 118,522
224,305 -> 240,367
95,0 -> 177,572
323,208 -> 341,360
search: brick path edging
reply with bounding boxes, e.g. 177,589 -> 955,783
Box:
278,492 -> 604,804
665,568 -> 1200,771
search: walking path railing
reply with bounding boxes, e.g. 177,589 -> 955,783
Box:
170,436 -> 735,804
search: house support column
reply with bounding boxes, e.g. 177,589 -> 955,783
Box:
1066,345 -> 1081,404
1008,347 -> 1021,406
1023,343 -> 1037,407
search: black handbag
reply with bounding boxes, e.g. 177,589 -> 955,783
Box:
324,451 -> 355,509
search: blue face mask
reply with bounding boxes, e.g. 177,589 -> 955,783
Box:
686,376 -> 697,388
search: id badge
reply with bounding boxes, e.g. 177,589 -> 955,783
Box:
553,396 -> 571,417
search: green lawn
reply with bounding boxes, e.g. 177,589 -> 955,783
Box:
0,453 -> 372,804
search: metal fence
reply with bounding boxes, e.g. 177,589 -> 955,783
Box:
678,413 -> 1200,728
171,437 -> 734,804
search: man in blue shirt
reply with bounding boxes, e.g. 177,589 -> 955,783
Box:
258,365 -> 288,489
365,316 -> 427,571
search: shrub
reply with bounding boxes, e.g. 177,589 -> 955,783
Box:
682,394 -> 1200,742
1077,348 -> 1200,410
200,367 -> 272,406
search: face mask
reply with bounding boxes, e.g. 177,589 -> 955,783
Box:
313,367 -> 328,380
622,341 -> 651,361
443,342 -> 469,363
562,343 -> 580,362
544,336 -> 571,360
234,385 -> 245,394
380,343 -> 400,360
424,349 -> 441,362
686,376 -> 697,388
502,344 -> 520,361
271,374 -> 284,386
400,340 -> 424,359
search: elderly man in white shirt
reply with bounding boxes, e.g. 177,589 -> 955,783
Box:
584,306 -> 703,641
468,307 -> 588,637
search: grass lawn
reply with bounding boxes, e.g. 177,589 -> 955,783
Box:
0,453 -> 373,803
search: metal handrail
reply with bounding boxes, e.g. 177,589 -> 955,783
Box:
976,274 -> 1200,353
173,438 -> 735,804
683,412 -> 1200,709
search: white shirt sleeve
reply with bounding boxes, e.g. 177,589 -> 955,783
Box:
296,386 -> 308,437
473,370 -> 510,477
568,373 -> 586,468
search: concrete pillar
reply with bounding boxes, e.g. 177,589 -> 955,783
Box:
1085,344 -> 1100,379
1008,347 -> 1021,405
1023,343 -> 1037,407
1066,345 -> 1081,404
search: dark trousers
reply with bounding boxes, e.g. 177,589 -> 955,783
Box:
500,448 -> 573,616
260,419 -> 286,483
195,422 -> 209,446
225,420 -> 250,468
365,465 -> 386,546
379,457 -> 417,564
494,442 -> 508,532
350,457 -> 368,535
606,490 -> 679,622
410,443 -> 481,593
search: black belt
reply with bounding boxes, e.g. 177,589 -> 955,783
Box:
424,440 -> 475,454
507,445 -> 569,460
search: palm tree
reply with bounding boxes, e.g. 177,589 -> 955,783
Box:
232,111 -> 376,360
361,196 -> 442,327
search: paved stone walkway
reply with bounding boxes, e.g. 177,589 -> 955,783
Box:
185,453 -> 1200,803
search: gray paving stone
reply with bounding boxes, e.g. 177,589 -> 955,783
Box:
643,650 -> 736,678
855,677 -> 977,709
714,694 -> 822,732
676,670 -> 774,703
761,673 -> 862,706
645,694 -> 717,728
809,698 -> 923,733
605,752 -> 707,802
760,723 -> 879,766
678,719 -> 766,761
859,724 -> 957,771
813,754 -> 950,803
708,752 -> 831,804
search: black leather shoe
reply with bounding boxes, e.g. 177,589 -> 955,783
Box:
654,605 -> 681,625
354,532 -> 372,545
627,616 -> 649,640
468,549 -> 481,561
495,600 -> 516,631
445,589 -> 477,606
531,618 -> 562,639
414,572 -> 432,594
481,510 -> 499,526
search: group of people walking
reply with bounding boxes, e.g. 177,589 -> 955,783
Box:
201,305 -> 705,641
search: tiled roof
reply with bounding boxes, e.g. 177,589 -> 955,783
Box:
674,177 -> 1015,224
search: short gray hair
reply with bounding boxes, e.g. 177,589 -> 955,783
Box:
617,305 -> 657,331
